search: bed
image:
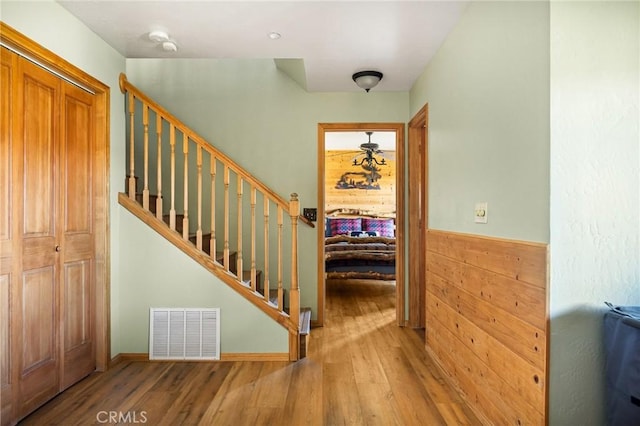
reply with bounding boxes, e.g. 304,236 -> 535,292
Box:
324,216 -> 396,281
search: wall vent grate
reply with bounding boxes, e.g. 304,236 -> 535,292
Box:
149,308 -> 220,360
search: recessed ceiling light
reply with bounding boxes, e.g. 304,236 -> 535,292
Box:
268,32 -> 281,40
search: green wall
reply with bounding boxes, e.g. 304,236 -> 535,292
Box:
119,208 -> 288,353
410,1 -> 550,244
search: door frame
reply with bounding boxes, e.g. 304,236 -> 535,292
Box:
407,105 -> 428,328
1,23 -> 111,370
316,123 -> 405,327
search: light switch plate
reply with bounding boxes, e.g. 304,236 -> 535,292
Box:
303,208 -> 317,222
474,202 -> 488,224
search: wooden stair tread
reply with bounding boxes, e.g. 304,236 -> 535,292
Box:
300,307 -> 312,335
299,307 -> 312,359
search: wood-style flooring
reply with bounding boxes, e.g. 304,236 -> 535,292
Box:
19,279 -> 480,425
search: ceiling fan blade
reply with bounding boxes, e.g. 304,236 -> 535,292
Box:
377,151 -> 396,160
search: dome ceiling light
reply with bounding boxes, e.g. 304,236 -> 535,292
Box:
352,70 -> 383,92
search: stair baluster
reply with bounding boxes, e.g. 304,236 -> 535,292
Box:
169,124 -> 176,231
263,198 -> 270,304
236,176 -> 243,279
142,103 -> 150,210
182,133 -> 189,240
210,156 -> 217,258
250,187 -> 257,292
277,206 -> 284,313
127,92 -> 136,199
155,113 -> 163,219
223,165 -> 230,272
196,145 -> 203,251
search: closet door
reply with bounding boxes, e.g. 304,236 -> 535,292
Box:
3,51 -> 98,420
13,53 -> 62,418
59,80 -> 96,390
1,45 -> 16,425
11,51 -> 60,417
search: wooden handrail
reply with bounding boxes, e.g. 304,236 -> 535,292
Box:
119,73 -> 314,227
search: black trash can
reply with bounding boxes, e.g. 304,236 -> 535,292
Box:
604,305 -> 640,426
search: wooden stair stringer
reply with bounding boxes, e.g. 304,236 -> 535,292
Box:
119,192 -> 298,335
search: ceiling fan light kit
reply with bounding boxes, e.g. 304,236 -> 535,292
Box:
352,70 -> 383,92
353,131 -> 387,167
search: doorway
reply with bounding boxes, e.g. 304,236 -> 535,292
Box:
316,123 -> 405,326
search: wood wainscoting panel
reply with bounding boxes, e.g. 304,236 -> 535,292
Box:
425,230 -> 548,425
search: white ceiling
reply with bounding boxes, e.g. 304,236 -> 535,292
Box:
326,131 -> 396,151
57,0 -> 468,92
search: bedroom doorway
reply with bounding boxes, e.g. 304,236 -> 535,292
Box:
316,123 -> 405,326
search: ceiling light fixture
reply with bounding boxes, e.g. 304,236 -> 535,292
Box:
352,70 -> 383,92
268,32 -> 281,40
148,30 -> 178,52
353,132 -> 387,167
149,30 -> 170,43
162,41 -> 178,52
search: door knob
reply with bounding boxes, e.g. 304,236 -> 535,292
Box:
55,245 -> 61,252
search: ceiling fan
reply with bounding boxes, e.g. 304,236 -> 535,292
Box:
352,131 -> 391,168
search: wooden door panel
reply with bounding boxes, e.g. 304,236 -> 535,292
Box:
22,72 -> 57,237
21,268 -> 56,371
64,261 -> 91,350
0,273 -> 11,422
62,260 -> 94,389
61,81 -> 96,390
63,89 -> 93,234
1,49 -> 12,248
19,267 -> 58,416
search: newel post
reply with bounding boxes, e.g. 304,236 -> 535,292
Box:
289,193 -> 301,360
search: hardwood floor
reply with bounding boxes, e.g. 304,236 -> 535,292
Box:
19,279 -> 480,425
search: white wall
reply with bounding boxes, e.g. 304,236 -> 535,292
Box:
125,58 -> 410,317
1,0 -> 127,355
549,2 -> 640,424
410,1 -> 550,243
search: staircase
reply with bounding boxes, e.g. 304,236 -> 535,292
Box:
118,74 -> 311,360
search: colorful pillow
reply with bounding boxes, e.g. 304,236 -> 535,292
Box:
362,218 -> 394,237
328,217 -> 362,236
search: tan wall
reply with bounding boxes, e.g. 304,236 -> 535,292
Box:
324,150 -> 396,215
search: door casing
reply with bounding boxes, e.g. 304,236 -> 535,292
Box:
316,123 -> 405,326
408,105 -> 428,328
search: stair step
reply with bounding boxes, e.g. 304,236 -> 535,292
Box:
135,193 -> 160,214
299,307 -> 312,359
163,213 -> 185,234
189,233 -> 212,253
300,307 -> 311,336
